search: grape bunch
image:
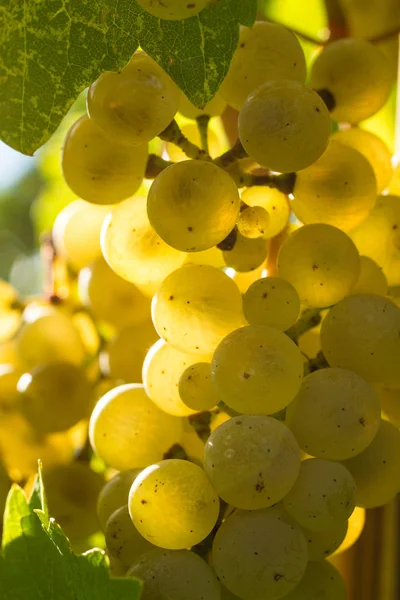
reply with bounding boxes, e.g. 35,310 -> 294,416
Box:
1,13 -> 400,600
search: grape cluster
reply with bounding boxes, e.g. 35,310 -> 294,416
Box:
1,14 -> 399,600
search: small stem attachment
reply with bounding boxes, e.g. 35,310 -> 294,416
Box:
286,308 -> 322,343
188,411 -> 212,442
145,154 -> 174,179
214,139 -> 248,169
196,115 -> 211,154
305,351 -> 330,375
239,172 -> 296,194
158,120 -> 211,161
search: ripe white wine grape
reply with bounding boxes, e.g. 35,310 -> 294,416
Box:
350,256 -> 388,296
303,521 -> 348,561
237,205 -> 270,239
97,469 -> 141,530
105,505 -> 154,569
241,187 -> 290,239
222,232 -> 267,272
243,277 -> 300,331
282,560 -> 346,600
178,362 -> 219,411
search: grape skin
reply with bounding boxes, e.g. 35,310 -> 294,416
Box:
282,560 -> 346,600
241,187 -> 290,239
97,469 -> 142,530
178,362 -> 219,412
105,505 -> 154,569
243,276 -> 300,331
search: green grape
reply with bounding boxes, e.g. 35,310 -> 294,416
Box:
283,458 -> 355,532
292,141 -> 377,232
204,415 -> 300,509
332,506 -> 365,555
286,367 -> 381,460
128,548 -> 221,600
220,21 -> 306,110
147,160 -> 240,252
135,0 -> 209,20
151,264 -> 244,354
62,115 -> 148,205
341,419 -> 400,508
282,560 -> 346,600
89,384 -> 183,471
52,200 -> 111,272
277,224 -> 360,308
101,195 -> 187,290
179,91 -> 226,119
222,232 -> 267,272
320,294 -> 400,382
241,187 -> 290,239
178,362 -> 219,412
212,506 -> 307,600
374,381 -> 400,427
303,521 -> 348,561
310,38 -> 393,123
44,462 -> 104,542
238,80 -> 331,173
237,205 -> 270,239
332,127 -> 392,194
243,277 -> 300,331
129,459 -> 219,549
350,256 -> 388,296
79,258 -> 151,330
88,52 -> 180,145
17,362 -> 93,434
16,309 -> 86,370
97,469 -> 142,530
166,123 -> 223,161
211,325 -> 303,415
105,505 -> 154,569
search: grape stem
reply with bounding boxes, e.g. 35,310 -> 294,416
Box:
40,232 -> 62,303
238,171 -> 296,194
145,154 -> 174,178
285,307 -> 322,343
214,138 -> 248,168
305,351 -> 330,374
196,114 -> 211,154
158,120 -> 212,160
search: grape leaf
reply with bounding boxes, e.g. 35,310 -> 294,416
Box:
0,0 -> 257,156
0,466 -> 142,600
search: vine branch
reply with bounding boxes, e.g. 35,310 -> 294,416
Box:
196,115 -> 211,154
158,120 -> 211,161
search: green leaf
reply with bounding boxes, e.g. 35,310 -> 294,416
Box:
0,0 -> 257,156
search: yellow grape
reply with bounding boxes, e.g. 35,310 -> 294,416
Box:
179,91 -> 226,119
142,338 -> 211,416
243,276 -> 300,331
222,233 -> 268,272
147,160 -> 240,252
241,187 -> 290,239
310,38 -> 393,123
0,339 -> 21,369
52,200 -> 111,272
341,419 -> 400,508
0,365 -> 22,414
151,264 -> 244,354
282,560 -> 346,600
349,256 -> 388,296
220,21 -> 306,110
104,321 -> 158,383
79,258 -> 151,330
286,367 -> 381,460
129,459 -> 219,549
101,195 -> 186,289
238,80 -> 331,173
237,205 -> 270,239
0,281 -> 21,343
184,245 -> 225,269
89,384 -> 183,470
374,381 -> 400,427
178,362 -> 219,412
211,325 -> 303,414
62,115 -> 148,205
389,161 -> 400,195
283,458 -> 355,532
321,294 -> 400,382
97,469 -> 142,530
277,224 -> 360,308
88,52 -> 180,145
332,127 -> 392,193
303,521 -> 348,561
180,418 -> 206,465
166,123 -> 222,161
229,264 -> 267,294
292,141 -> 377,232
135,0 -> 209,20
105,505 -> 154,569
332,506 -> 365,555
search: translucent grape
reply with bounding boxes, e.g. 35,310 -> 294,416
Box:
97,469 -> 141,530
241,187 -> 290,239
220,21 -> 307,110
184,245 -> 225,269
128,549 -> 221,600
333,506 -> 365,555
332,127 -> 392,193
303,520 -> 348,561
179,92 -> 226,119
212,506 -> 307,600
238,80 -> 331,173
292,141 -> 377,231
89,384 -> 183,470
350,256 -> 388,296
178,362 -> 219,412
129,459 -> 219,549
237,205 -> 270,239
166,123 -> 223,161
211,325 -> 303,414
282,560 -> 346,600
62,115 -> 148,204
143,339 -> 211,416
135,0 -> 209,20
101,196 -> 186,290
222,232 -> 267,272
147,160 -> 240,252
17,362 -> 93,434
79,258 -> 151,330
230,264 -> 267,294
204,415 -> 300,509
151,264 -> 244,354
105,505 -> 154,569
310,38 -> 393,123
243,277 -> 300,330
286,367 -> 381,460
341,419 -> 400,508
321,294 -> 400,382
277,224 -> 360,308
283,458 -> 355,532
